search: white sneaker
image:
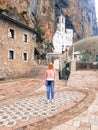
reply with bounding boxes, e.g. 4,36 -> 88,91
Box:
47,100 -> 50,103
51,99 -> 54,103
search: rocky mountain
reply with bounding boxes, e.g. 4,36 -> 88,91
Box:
0,0 -> 97,43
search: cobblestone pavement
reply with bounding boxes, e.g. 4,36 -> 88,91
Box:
0,91 -> 84,127
0,79 -> 97,130
50,93 -> 98,130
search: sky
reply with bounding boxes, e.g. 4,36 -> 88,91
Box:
95,0 -> 98,23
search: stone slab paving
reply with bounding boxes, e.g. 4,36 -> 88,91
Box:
0,78 -> 42,107
0,91 -> 84,128
50,92 -> 98,130
0,79 -> 96,130
14,88 -> 95,130
0,78 -> 37,99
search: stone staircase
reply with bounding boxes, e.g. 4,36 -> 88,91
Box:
67,70 -> 98,88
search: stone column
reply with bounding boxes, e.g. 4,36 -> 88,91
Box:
54,59 -> 59,81
70,60 -> 76,72
55,69 -> 59,81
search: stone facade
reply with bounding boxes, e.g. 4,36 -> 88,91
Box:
0,14 -> 36,79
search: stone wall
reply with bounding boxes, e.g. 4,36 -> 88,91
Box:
0,16 -> 35,79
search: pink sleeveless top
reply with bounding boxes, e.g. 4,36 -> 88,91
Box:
45,69 -> 56,81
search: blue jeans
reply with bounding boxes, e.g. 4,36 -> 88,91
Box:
46,80 -> 54,100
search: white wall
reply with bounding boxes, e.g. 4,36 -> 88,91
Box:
53,14 -> 73,53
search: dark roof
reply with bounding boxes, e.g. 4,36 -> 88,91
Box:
0,13 -> 36,34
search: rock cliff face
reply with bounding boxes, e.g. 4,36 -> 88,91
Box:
0,0 -> 97,42
0,0 -> 34,27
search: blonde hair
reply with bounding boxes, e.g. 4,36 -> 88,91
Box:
48,62 -> 54,69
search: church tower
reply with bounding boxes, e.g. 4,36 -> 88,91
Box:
53,12 -> 73,54
57,13 -> 65,32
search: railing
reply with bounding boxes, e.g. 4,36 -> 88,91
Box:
76,62 -> 98,70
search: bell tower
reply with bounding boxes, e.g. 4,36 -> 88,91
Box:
57,13 -> 65,32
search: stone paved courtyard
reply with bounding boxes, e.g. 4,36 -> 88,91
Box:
0,78 -> 97,130
0,90 -> 84,127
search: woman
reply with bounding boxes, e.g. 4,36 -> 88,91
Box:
45,62 -> 56,103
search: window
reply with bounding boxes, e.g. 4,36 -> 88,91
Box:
23,52 -> 27,61
57,18 -> 59,23
9,50 -> 14,59
9,29 -> 14,39
96,55 -> 98,61
23,34 -> 27,42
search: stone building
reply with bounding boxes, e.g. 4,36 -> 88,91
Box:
0,14 -> 36,79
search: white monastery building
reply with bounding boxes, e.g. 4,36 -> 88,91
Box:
53,13 -> 73,53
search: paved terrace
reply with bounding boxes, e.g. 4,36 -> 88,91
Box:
0,78 -> 97,130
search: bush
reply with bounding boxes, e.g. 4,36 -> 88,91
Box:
59,62 -> 70,80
